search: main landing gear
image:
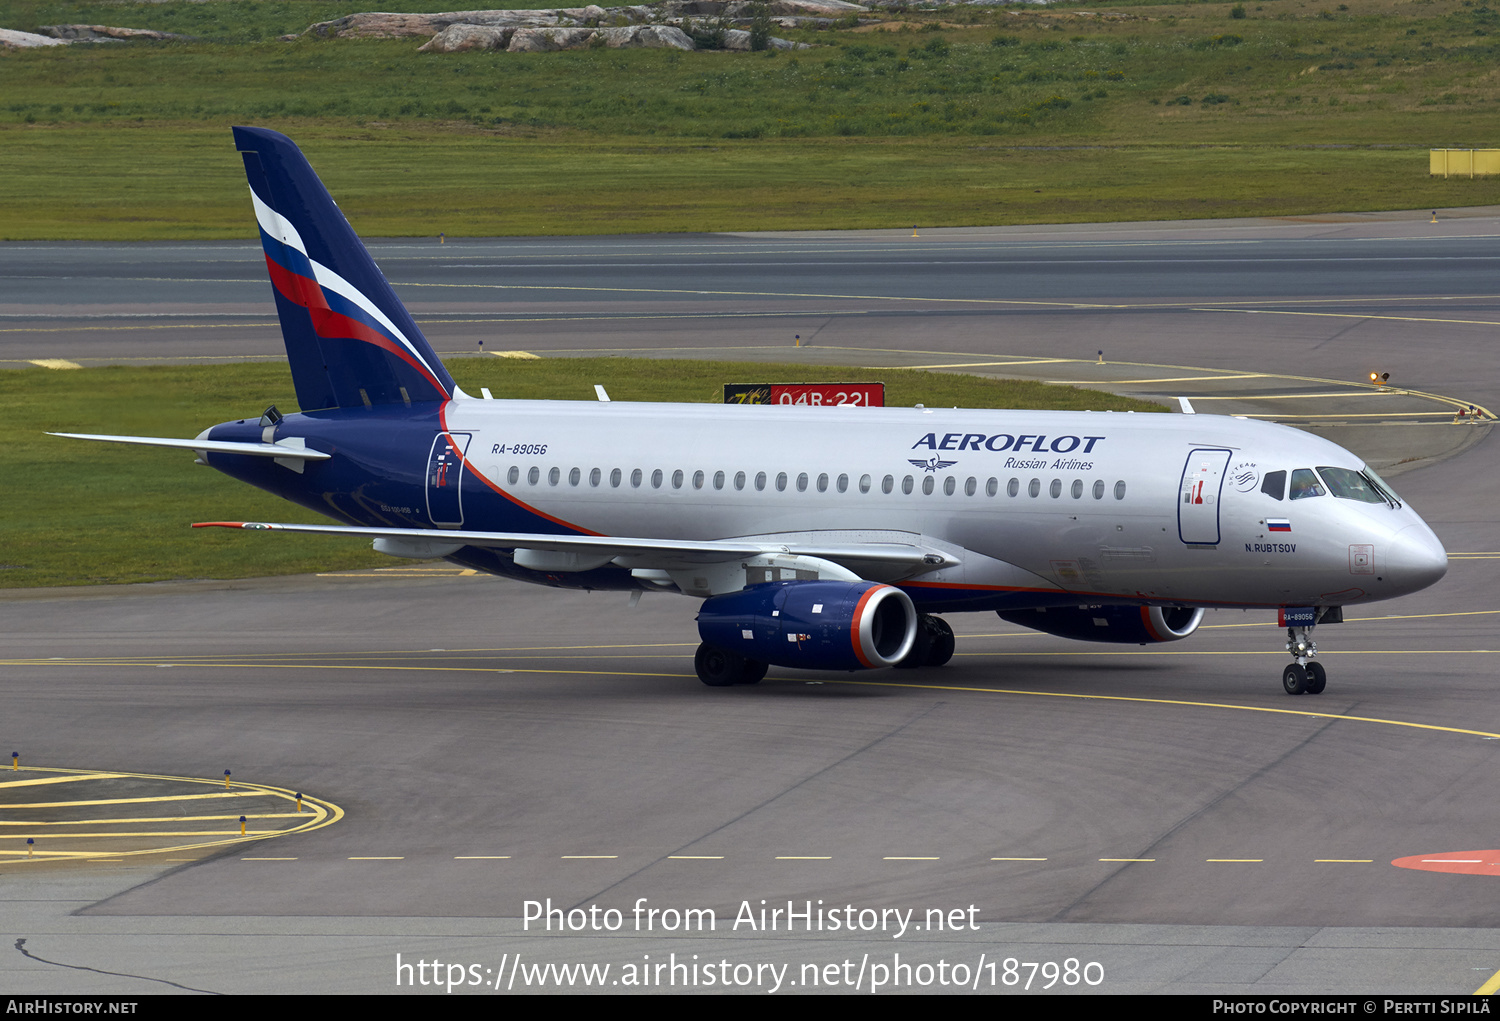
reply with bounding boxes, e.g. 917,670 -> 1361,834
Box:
694,643 -> 767,686
895,614 -> 956,669
1281,625 -> 1326,696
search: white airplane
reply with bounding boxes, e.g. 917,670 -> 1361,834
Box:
54,127 -> 1448,695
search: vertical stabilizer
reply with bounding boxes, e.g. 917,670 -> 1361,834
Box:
233,126 -> 456,411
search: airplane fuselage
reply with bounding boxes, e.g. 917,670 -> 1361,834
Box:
202,398 -> 1448,613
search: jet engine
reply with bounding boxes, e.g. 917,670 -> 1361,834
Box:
697,580 -> 918,672
998,605 -> 1204,644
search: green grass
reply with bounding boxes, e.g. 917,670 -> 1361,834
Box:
0,358 -> 1163,587
2,0 -> 1499,237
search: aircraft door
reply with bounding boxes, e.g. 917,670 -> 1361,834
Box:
427,431 -> 471,528
1178,448 -> 1232,545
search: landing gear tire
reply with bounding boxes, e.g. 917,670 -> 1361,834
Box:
1282,663 -> 1308,696
1304,661 -> 1327,695
894,614 -> 956,669
695,643 -> 746,687
926,616 -> 955,667
739,660 -> 768,685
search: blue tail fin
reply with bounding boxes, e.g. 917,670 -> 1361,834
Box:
233,126 -> 456,411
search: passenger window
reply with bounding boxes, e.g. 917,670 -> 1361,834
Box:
714,470 -> 725,490
671,469 -> 683,489
986,477 -> 998,497
1006,478 -> 1019,498
1260,470 -> 1285,500
734,471 -> 746,491
1028,478 -> 1041,498
1093,479 -> 1104,500
882,475 -> 894,494
692,470 -> 704,490
610,468 -> 622,488
1071,479 -> 1083,499
1289,468 -> 1325,500
965,477 -> 977,496
508,466 -> 520,485
589,468 -> 601,487
755,472 -> 767,491
922,476 -> 935,495
569,467 -> 580,486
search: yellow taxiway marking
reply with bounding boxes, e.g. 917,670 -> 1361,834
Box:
26,358 -> 82,370
489,350 -> 540,359
0,773 -> 128,789
992,857 -> 1049,861
1315,859 -> 1374,863
776,856 -> 832,860
0,766 -> 341,863
561,855 -> 617,859
3,791 -> 273,809
0,814 -> 306,826
1100,858 -> 1155,863
455,856 -> 512,860
669,855 -> 725,860
242,857 -> 298,861
824,677 -> 1500,741
884,856 -> 940,860
1478,967 -> 1500,996
875,359 -> 1074,370
1206,859 -> 1264,863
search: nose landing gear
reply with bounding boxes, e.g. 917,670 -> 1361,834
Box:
1281,624 -> 1327,695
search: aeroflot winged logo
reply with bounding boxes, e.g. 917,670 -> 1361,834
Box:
912,432 -> 1106,454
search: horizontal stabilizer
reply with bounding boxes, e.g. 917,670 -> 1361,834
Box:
49,433 -> 331,460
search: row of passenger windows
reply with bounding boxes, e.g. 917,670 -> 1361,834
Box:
504,465 -> 1129,501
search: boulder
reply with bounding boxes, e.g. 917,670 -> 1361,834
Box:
595,24 -> 695,48
40,24 -> 192,41
721,27 -> 811,49
506,26 -> 599,50
306,11 -> 563,39
417,23 -> 515,50
0,27 -> 68,48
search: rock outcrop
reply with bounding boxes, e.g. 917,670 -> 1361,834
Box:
305,2 -> 861,40
40,24 -> 193,41
0,27 -> 69,48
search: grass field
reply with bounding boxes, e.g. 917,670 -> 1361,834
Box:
2,0 -> 1498,236
0,358 -> 1164,587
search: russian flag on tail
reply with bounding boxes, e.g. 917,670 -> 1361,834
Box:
233,126 -> 456,412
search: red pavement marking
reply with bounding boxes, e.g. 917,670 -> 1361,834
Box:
1392,850 -> 1500,876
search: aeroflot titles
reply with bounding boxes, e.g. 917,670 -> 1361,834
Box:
911,433 -> 1107,454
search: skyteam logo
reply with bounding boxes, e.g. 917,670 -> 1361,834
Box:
912,432 -> 1105,454
909,457 -> 958,472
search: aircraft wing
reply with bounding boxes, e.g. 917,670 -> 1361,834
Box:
192,520 -> 959,572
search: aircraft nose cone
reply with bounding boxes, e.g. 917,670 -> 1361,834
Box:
1387,523 -> 1448,594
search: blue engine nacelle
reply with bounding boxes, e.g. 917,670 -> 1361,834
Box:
697,580 -> 918,671
998,605 -> 1204,644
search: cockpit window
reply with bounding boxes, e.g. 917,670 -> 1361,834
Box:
1362,466 -> 1403,508
1289,468 -> 1325,500
1260,470 -> 1286,501
1317,466 -> 1386,504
